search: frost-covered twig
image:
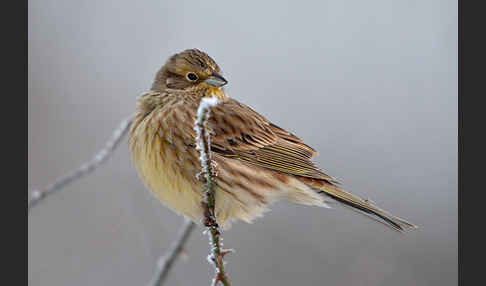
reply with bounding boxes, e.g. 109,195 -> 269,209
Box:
194,97 -> 232,286
146,219 -> 195,286
28,114 -> 136,212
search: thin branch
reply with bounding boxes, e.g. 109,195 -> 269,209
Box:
28,111 -> 197,285
146,219 -> 196,286
194,97 -> 232,286
28,114 -> 136,212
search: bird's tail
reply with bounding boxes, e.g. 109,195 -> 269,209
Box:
301,178 -> 417,232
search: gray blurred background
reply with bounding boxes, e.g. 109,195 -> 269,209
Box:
28,0 -> 457,285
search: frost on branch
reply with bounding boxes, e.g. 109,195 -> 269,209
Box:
194,96 -> 232,286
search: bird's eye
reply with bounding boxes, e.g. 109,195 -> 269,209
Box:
186,73 -> 198,81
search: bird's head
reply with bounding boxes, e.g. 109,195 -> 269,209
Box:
151,49 -> 227,93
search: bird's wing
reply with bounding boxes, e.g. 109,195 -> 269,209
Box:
203,98 -> 338,183
165,96 -> 337,182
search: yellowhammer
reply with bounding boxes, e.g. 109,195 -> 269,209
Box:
129,49 -> 416,232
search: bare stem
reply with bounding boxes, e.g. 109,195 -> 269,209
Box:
28,114 -> 136,212
194,97 -> 232,286
146,219 -> 196,286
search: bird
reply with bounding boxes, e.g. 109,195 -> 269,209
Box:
129,48 -> 416,232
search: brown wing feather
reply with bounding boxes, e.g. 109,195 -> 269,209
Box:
163,96 -> 338,183
267,123 -> 318,157
206,98 -> 339,183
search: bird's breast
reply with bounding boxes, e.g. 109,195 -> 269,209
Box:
129,108 -> 205,221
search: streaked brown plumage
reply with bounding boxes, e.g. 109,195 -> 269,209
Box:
129,49 -> 416,231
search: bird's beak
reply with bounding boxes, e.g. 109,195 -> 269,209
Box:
205,72 -> 228,87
